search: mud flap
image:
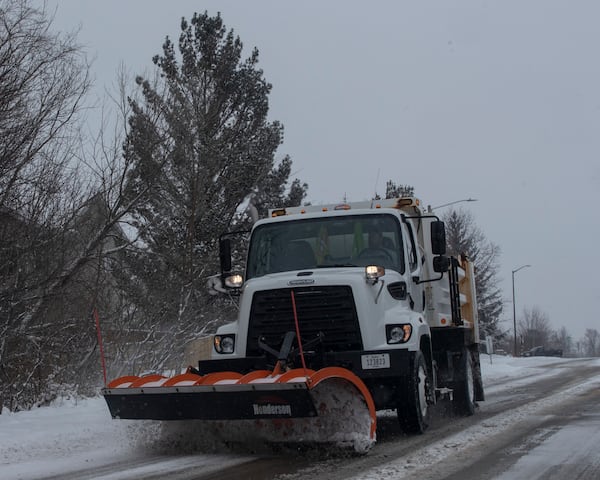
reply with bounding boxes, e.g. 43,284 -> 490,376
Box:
102,367 -> 376,453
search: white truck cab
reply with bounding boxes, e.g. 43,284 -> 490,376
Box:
203,197 -> 483,432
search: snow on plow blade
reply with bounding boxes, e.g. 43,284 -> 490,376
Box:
102,366 -> 376,453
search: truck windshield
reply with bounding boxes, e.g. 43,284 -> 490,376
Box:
246,214 -> 404,279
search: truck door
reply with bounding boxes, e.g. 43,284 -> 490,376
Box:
403,220 -> 425,312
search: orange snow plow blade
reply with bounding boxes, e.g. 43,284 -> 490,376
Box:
102,366 -> 376,453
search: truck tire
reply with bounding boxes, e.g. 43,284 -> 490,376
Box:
453,348 -> 476,416
397,351 -> 430,433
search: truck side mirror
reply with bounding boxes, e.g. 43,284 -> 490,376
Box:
219,238 -> 232,273
433,255 -> 450,273
431,221 -> 446,255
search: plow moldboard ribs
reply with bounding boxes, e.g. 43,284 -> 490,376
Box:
101,367 -> 377,453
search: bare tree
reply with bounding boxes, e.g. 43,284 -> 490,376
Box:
582,328 -> 599,357
0,0 -> 91,324
0,0 -> 90,210
550,326 -> 572,356
518,306 -> 553,351
0,0 -> 95,410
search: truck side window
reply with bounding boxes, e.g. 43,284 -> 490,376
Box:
404,222 -> 419,272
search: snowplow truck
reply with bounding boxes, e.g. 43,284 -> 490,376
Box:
102,197 -> 484,453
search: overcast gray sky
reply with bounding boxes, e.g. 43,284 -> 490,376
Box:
41,0 -> 599,343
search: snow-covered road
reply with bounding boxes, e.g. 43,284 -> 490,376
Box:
346,358 -> 600,480
1,355 -> 599,480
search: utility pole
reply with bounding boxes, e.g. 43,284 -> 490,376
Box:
512,264 -> 531,356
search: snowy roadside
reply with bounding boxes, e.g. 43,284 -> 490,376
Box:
478,353 -> 572,385
0,396 -> 251,480
0,397 -> 132,479
0,356 -> 594,479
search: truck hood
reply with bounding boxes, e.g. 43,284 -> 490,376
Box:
243,266 -> 403,291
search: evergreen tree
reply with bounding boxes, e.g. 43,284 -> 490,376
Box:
115,12 -> 306,371
251,156 -> 308,217
443,208 -> 504,339
385,181 -> 414,199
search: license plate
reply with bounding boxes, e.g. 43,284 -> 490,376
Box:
361,353 -> 390,370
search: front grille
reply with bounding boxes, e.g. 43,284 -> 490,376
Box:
246,286 -> 363,356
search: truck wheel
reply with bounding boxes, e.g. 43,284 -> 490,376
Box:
453,349 -> 476,416
397,351 -> 430,433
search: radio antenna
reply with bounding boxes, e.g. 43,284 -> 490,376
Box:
373,168 -> 381,199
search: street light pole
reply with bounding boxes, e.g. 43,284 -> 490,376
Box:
512,264 -> 531,357
429,198 -> 477,212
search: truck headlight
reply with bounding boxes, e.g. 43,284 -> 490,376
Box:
386,324 -> 412,344
214,334 -> 235,354
224,274 -> 243,288
365,265 -> 385,283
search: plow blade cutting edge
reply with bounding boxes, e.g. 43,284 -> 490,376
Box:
102,366 -> 377,453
